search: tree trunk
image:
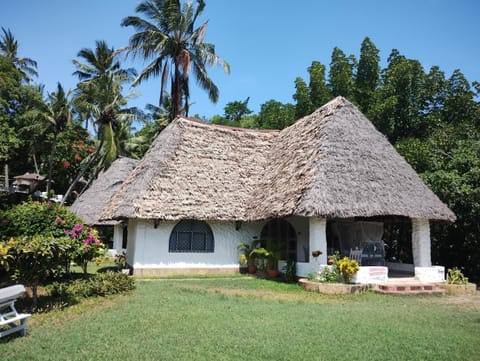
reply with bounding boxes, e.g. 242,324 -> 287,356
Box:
46,134 -> 57,194
4,162 -> 8,188
31,283 -> 38,309
32,148 -> 40,174
82,260 -> 88,275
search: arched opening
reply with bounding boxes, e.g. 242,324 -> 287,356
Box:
169,220 -> 214,253
260,219 -> 297,261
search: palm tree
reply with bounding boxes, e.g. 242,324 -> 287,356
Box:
121,0 -> 230,120
63,41 -> 138,203
45,83 -> 72,193
0,27 -> 38,82
72,40 -> 137,130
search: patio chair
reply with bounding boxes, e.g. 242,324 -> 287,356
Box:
349,248 -> 363,265
0,284 -> 31,338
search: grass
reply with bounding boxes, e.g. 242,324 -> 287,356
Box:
2,277 -> 479,361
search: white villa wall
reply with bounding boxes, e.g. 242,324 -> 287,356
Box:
128,219 -> 262,275
127,216 -> 310,276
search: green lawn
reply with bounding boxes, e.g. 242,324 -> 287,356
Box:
2,277 -> 479,361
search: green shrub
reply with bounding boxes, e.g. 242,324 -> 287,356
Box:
0,200 -> 104,275
49,272 -> 135,303
5,235 -> 71,307
0,199 -> 82,239
63,223 -> 105,274
318,265 -> 340,283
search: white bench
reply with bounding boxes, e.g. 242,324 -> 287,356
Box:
0,285 -> 31,338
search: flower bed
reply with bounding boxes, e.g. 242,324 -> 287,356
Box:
298,278 -> 369,294
441,283 -> 477,295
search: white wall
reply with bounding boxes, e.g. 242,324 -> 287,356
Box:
127,216 -> 311,273
129,219 -> 263,270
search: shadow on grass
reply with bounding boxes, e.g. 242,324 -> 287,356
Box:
97,266 -> 121,273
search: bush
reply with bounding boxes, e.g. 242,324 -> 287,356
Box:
5,235 -> 71,307
49,272 -> 135,303
63,223 -> 105,274
0,199 -> 82,239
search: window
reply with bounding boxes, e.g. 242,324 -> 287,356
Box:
169,220 -> 214,253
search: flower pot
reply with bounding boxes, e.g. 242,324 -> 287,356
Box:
248,264 -> 257,274
239,266 -> 248,274
267,269 -> 279,278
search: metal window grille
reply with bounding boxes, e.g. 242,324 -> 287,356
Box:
169,220 -> 214,253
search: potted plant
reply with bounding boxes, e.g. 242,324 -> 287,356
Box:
311,250 -> 322,258
238,254 -> 248,274
250,241 -> 283,278
115,251 -> 130,275
283,259 -> 297,282
338,256 -> 360,283
237,240 -> 260,274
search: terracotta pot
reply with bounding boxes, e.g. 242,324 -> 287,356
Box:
267,269 -> 280,278
248,264 -> 257,274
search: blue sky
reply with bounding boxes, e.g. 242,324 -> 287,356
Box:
1,0 -> 479,120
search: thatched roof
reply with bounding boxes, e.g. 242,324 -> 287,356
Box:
101,97 -> 455,223
70,157 -> 139,225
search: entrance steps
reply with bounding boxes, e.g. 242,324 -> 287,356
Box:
374,278 -> 446,295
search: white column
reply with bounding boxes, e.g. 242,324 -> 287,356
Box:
309,217 -> 327,266
411,218 -> 431,267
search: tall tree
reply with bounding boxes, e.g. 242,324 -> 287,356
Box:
256,100 -> 295,130
223,98 -> 252,125
370,50 -> 426,142
121,0 -> 230,119
0,28 -> 38,82
442,69 -> 477,125
328,47 -> 356,99
354,37 -> 380,114
45,83 -> 72,193
308,61 -> 331,109
293,77 -> 313,119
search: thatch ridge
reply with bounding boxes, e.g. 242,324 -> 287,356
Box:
100,97 -> 455,223
70,157 -> 139,225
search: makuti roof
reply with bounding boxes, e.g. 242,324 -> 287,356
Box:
70,156 -> 139,225
100,97 -> 455,223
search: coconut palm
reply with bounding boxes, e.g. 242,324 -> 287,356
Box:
0,27 -> 38,82
72,40 -> 137,131
63,41 -> 138,204
121,0 -> 230,119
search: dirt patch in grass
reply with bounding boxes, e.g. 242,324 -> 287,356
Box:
173,281 -> 480,309
174,283 -> 356,303
416,293 -> 480,311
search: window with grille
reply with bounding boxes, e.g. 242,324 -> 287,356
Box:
169,220 -> 214,253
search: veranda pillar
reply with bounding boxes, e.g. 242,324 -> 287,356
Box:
411,218 -> 431,267
309,217 -> 327,266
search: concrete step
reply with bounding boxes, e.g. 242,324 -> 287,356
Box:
374,283 -> 446,295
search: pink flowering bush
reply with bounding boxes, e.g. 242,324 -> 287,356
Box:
64,223 -> 105,274
0,199 -> 82,239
